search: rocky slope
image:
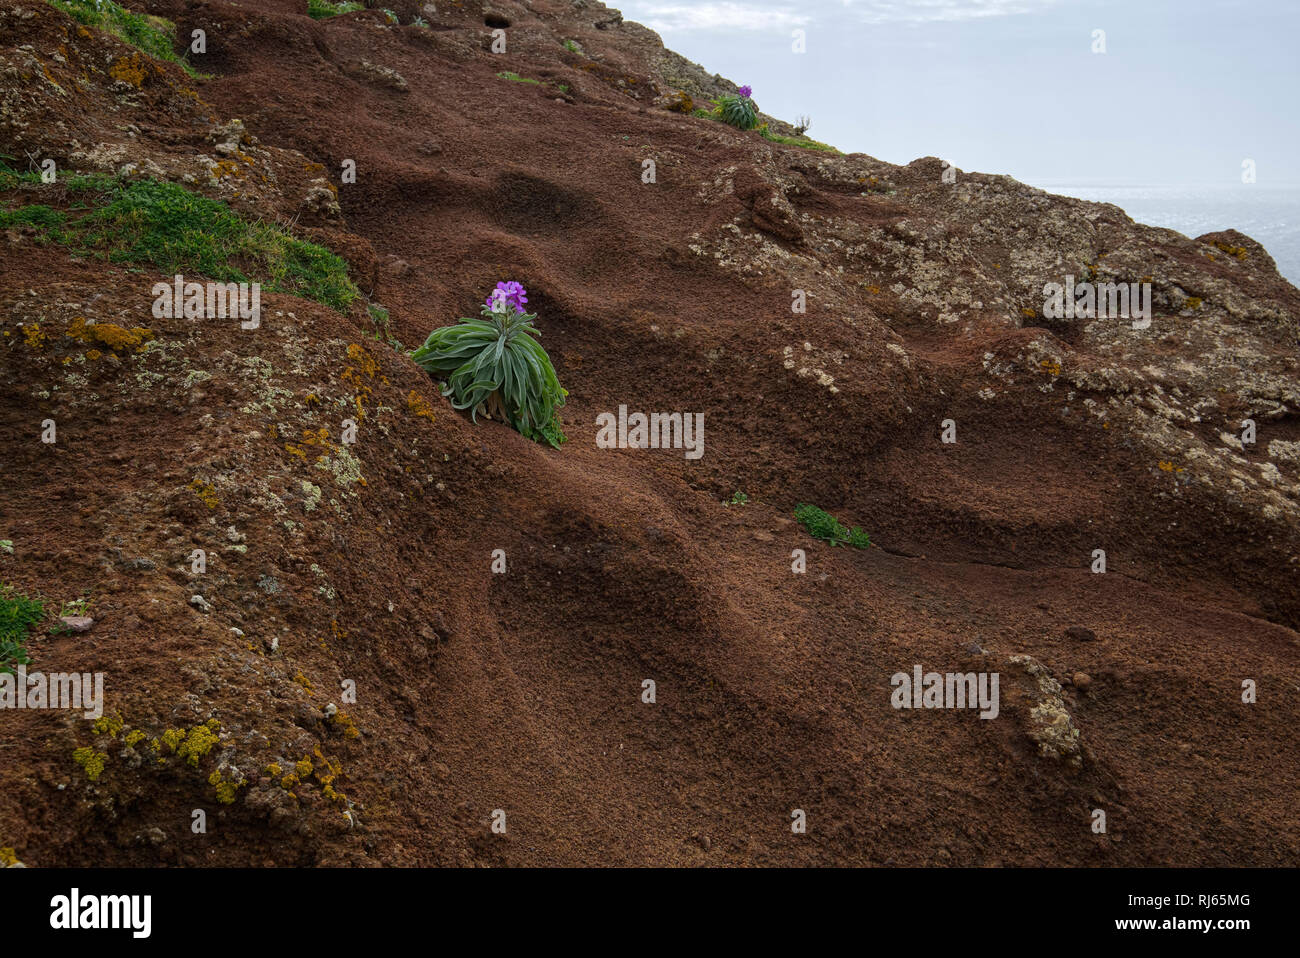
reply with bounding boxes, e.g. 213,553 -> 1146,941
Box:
1,0 -> 1297,866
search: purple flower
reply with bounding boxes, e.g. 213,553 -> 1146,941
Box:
737,84 -> 752,99
486,280 -> 529,313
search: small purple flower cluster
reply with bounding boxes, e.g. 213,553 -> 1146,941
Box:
737,84 -> 752,99
486,280 -> 529,313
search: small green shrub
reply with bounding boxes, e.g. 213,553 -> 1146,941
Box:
411,282 -> 567,447
758,126 -> 840,153
794,503 -> 870,549
715,93 -> 758,131
307,0 -> 365,18
1,583 -> 45,674
726,491 -> 749,507
497,71 -> 540,85
45,0 -> 202,77
563,39 -> 581,54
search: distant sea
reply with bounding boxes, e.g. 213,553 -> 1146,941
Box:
1028,182 -> 1300,288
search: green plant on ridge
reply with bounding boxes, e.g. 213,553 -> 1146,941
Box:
411,282 -> 567,448
714,84 -> 759,130
45,0 -> 204,78
307,0 -> 365,19
1,583 -> 45,674
794,503 -> 870,549
0,162 -> 358,312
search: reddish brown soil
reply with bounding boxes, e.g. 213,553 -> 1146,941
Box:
0,0 -> 1297,866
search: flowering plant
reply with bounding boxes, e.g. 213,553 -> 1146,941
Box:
412,282 -> 567,447
715,84 -> 758,130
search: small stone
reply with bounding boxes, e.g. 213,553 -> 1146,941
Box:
1065,626 -> 1096,642
59,615 -> 94,633
190,595 -> 212,613
1072,672 -> 1092,691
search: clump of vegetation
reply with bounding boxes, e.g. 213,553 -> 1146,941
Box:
758,125 -> 839,153
411,281 -> 568,447
45,0 -> 203,77
1,583 -> 45,673
379,7 -> 399,23
497,71 -> 540,85
366,303 -> 403,349
794,503 -> 871,549
307,0 -> 365,18
726,491 -> 749,507
0,162 -> 358,312
714,84 -> 759,130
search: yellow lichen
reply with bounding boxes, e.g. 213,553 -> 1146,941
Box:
175,720 -> 221,767
406,390 -> 437,423
21,324 -> 45,349
108,53 -> 147,87
67,317 -> 153,352
92,712 -> 124,738
73,746 -> 106,781
208,770 -> 243,804
189,479 -> 219,509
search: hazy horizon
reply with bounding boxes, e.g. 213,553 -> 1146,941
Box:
616,0 -> 1300,189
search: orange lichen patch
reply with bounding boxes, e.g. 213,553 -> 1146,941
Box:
1040,359 -> 1061,376
85,348 -> 102,361
345,343 -> 378,379
305,392 -> 321,406
341,344 -> 378,419
21,323 -> 46,349
1213,241 -> 1248,260
1157,460 -> 1185,474
209,159 -> 241,180
189,478 -> 219,509
406,390 -> 437,423
66,317 -> 153,352
108,52 -> 148,88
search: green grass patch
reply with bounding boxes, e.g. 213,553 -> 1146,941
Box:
1,583 -> 45,674
497,71 -> 540,85
307,0 -> 365,18
0,163 -> 358,312
793,503 -> 870,549
45,0 -> 203,78
758,126 -> 840,153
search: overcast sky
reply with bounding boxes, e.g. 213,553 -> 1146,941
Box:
614,0 -> 1300,187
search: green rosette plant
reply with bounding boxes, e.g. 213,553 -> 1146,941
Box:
715,84 -> 759,130
411,282 -> 567,447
